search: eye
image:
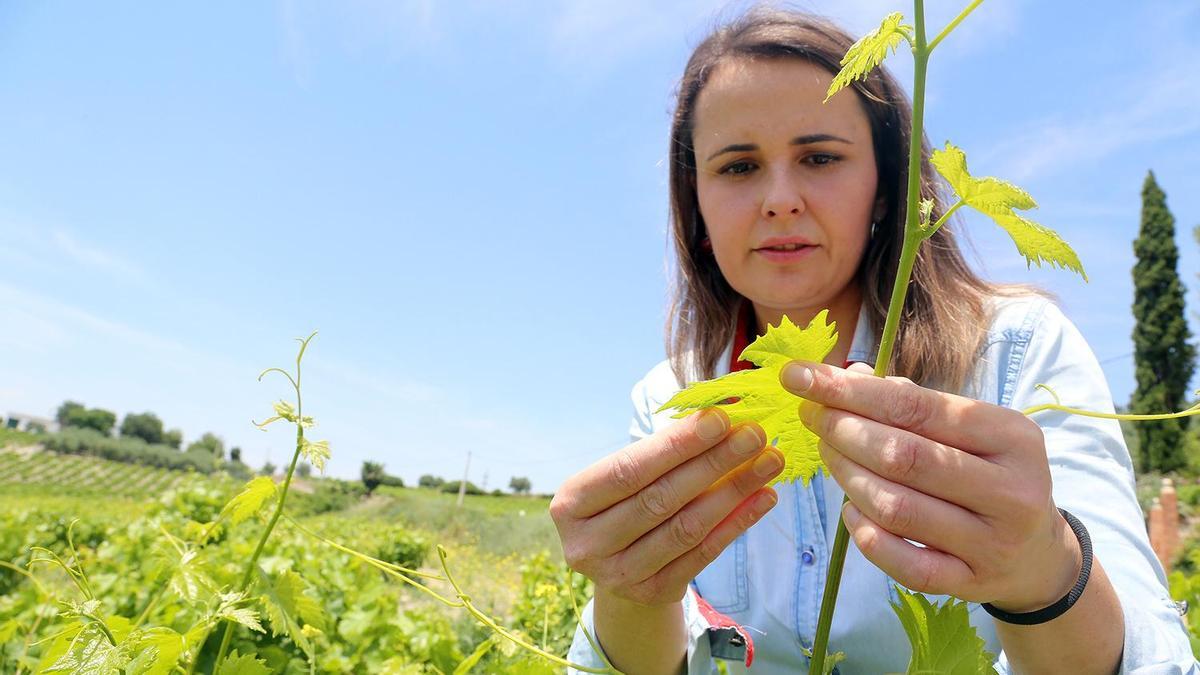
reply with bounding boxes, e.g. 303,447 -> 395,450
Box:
805,153 -> 840,167
719,160 -> 756,176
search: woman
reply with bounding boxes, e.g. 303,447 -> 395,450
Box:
551,8 -> 1195,673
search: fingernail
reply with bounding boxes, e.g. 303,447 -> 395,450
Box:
731,426 -> 763,455
756,489 -> 778,511
842,502 -> 860,527
782,362 -> 813,393
696,410 -> 726,441
753,449 -> 783,477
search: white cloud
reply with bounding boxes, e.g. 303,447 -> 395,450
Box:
50,229 -> 147,283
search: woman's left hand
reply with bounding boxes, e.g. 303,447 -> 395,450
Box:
781,360 -> 1083,613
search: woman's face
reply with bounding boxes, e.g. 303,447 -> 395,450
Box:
692,57 -> 882,330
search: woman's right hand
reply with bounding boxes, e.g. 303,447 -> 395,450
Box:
549,407 -> 784,607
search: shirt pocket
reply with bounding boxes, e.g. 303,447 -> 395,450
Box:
693,533 -> 750,614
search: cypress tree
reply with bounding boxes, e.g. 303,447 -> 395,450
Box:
1131,171 -> 1195,473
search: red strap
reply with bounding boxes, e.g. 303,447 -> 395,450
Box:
691,589 -> 755,667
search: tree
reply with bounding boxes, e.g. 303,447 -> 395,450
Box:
229,446 -> 243,463
56,401 -> 84,427
418,474 -> 444,489
297,462 -> 312,478
163,428 -> 183,449
1131,171 -> 1195,473
65,407 -> 117,435
261,461 -> 277,476
186,432 -> 225,461
509,476 -> 532,494
120,412 -> 164,445
362,461 -> 386,495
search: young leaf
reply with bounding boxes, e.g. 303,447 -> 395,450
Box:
930,142 -> 1087,280
656,311 -> 838,484
802,646 -> 846,674
216,593 -> 266,634
258,568 -> 327,660
221,476 -> 277,526
891,587 -> 995,674
300,438 -> 331,472
217,650 -> 272,675
825,12 -> 913,102
40,623 -> 123,673
125,627 -> 185,675
168,549 -> 215,603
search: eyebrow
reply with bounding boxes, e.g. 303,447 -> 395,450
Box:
704,133 -> 854,162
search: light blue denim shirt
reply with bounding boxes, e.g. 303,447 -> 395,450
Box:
568,296 -> 1198,674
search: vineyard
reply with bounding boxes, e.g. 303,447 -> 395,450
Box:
0,447 -> 586,673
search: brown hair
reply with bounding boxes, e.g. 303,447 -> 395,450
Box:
665,6 -> 1029,391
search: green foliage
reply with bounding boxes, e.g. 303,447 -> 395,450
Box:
509,476 -> 532,494
656,311 -> 838,484
510,551 -> 591,655
419,474 -> 445,489
374,528 -> 430,571
824,12 -> 912,102
163,428 -> 183,450
362,461 -> 386,495
40,427 -> 218,473
441,480 -> 484,496
56,400 -> 85,427
64,406 -> 118,435
1132,171 -> 1195,473
930,142 -> 1086,280
120,411 -> 165,445
890,587 -> 995,674
187,432 -> 226,462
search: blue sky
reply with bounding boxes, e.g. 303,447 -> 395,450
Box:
1,1 -> 1198,493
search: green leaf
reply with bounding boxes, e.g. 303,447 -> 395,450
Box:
222,476 -> 277,526
217,650 -> 272,675
890,586 -> 995,674
273,400 -> 298,422
656,311 -> 838,484
217,592 -> 266,634
300,439 -> 331,472
930,142 -> 1087,280
168,549 -> 214,603
258,568 -> 326,661
825,12 -> 913,102
41,623 -> 124,674
125,627 -> 185,675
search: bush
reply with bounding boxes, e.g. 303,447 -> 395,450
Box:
40,427 -> 217,473
374,528 -> 429,571
440,480 -> 483,496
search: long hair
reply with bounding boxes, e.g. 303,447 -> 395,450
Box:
665,7 -> 1030,391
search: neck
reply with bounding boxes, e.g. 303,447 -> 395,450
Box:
751,286 -> 862,366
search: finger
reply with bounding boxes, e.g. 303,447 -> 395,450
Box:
615,448 -> 784,579
589,423 -> 768,553
801,404 -> 1006,515
842,502 -> 976,598
781,360 -> 1030,456
819,439 -> 985,560
559,408 -> 730,517
630,487 -> 779,603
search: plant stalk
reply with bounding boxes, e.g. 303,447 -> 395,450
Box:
809,0 -> 930,670
211,352 -> 309,671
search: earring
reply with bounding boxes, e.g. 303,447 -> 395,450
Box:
869,221 -> 877,240
700,236 -> 712,251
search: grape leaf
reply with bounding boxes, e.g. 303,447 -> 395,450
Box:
40,622 -> 124,674
930,142 -> 1087,281
655,311 -> 838,485
217,650 -> 272,675
890,587 -> 995,674
300,438 -> 331,472
825,12 -> 913,102
258,568 -> 326,660
217,592 -> 266,634
222,476 -> 277,526
125,627 -> 185,675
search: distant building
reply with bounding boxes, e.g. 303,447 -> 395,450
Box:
4,413 -> 57,433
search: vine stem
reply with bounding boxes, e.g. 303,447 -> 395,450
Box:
211,333 -> 315,673
809,1 -> 930,671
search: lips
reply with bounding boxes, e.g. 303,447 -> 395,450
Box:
755,236 -> 816,251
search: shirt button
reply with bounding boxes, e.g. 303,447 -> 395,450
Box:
801,549 -> 815,565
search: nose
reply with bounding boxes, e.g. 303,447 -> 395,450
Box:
761,170 -> 805,219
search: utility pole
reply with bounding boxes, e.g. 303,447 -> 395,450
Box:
456,451 -> 471,508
